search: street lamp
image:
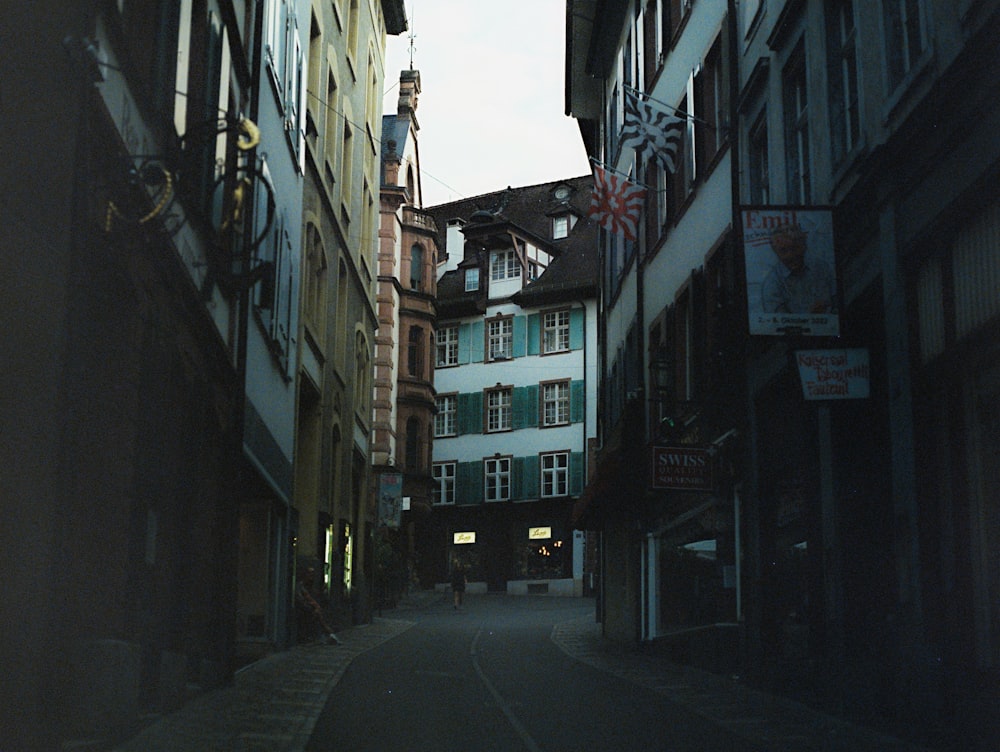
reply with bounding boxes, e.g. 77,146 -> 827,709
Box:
649,346 -> 674,403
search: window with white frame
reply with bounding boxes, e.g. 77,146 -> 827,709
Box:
487,317 -> 513,361
486,387 -> 512,432
542,310 -> 571,354
433,462 -> 455,505
882,0 -> 926,91
485,457 -> 511,501
435,394 -> 456,437
783,42 -> 811,204
542,381 -> 570,427
826,0 -> 860,167
541,452 -> 569,497
552,215 -> 569,239
465,266 -> 480,291
748,109 -> 770,204
436,324 -> 458,367
490,250 -> 521,281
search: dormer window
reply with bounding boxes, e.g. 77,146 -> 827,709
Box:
465,266 -> 480,291
552,215 -> 570,240
490,250 -> 521,281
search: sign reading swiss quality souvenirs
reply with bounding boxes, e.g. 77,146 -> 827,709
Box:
795,348 -> 870,400
742,207 -> 839,337
651,446 -> 713,491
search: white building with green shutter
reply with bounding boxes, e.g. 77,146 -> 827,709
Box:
417,177 -> 599,595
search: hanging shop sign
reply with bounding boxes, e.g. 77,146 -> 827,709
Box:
377,473 -> 403,529
528,527 -> 552,540
742,207 -> 839,337
650,446 -> 713,491
453,531 -> 476,545
795,348 -> 870,400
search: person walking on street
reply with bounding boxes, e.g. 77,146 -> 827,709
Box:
451,564 -> 466,610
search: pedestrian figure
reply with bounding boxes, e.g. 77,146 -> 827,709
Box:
451,564 -> 467,610
296,567 -> 340,644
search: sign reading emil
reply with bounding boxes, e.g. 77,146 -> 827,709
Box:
796,348 -> 870,400
651,446 -> 713,491
742,207 -> 839,336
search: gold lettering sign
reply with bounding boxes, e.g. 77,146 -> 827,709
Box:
528,527 -> 552,540
453,532 -> 476,544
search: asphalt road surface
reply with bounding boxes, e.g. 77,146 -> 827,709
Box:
307,594 -> 755,752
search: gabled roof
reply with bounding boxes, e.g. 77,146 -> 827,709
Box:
428,176 -> 598,317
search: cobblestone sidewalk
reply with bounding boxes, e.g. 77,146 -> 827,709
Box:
112,618 -> 415,752
551,614 -> 939,752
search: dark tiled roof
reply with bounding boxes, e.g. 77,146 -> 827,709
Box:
429,176 -> 598,314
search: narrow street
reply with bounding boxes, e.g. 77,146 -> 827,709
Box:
307,595 -> 738,752
306,595 -> 932,752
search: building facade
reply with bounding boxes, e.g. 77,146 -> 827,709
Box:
295,0 -> 407,631
373,68 -> 440,604
568,0 -> 1000,747
421,179 -> 599,595
2,2 -> 260,747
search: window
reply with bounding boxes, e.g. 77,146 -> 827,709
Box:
347,0 -> 360,59
541,452 -> 569,498
486,387 -> 512,432
826,0 -> 860,167
882,0 -> 925,90
485,457 -> 511,502
410,244 -> 424,289
542,310 -> 571,354
694,35 -> 727,168
341,119 -> 354,204
433,462 -> 455,505
303,224 -> 327,340
405,417 -> 421,470
264,0 -> 286,81
254,188 -> 294,372
436,325 -> 458,367
487,317 -> 513,361
783,43 -> 811,204
490,250 -> 521,281
465,267 -> 480,292
435,394 -> 456,437
748,110 -> 770,204
542,381 -> 570,427
285,14 -> 305,170
552,215 -> 569,240
407,326 -> 424,378
354,331 -> 371,416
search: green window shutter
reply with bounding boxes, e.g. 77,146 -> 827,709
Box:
569,452 -> 585,496
511,456 -> 525,501
569,308 -> 585,350
522,455 -> 540,501
457,392 -> 484,434
470,320 -> 485,362
457,393 -> 471,435
457,323 -> 471,364
570,380 -> 585,423
457,461 -> 483,505
513,315 -> 527,358
512,386 -> 538,430
527,313 -> 540,355
469,391 -> 483,434
525,384 -> 539,427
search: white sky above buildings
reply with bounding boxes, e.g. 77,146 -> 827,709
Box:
382,0 -> 591,207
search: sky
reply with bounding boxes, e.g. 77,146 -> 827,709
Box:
382,1 -> 591,208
